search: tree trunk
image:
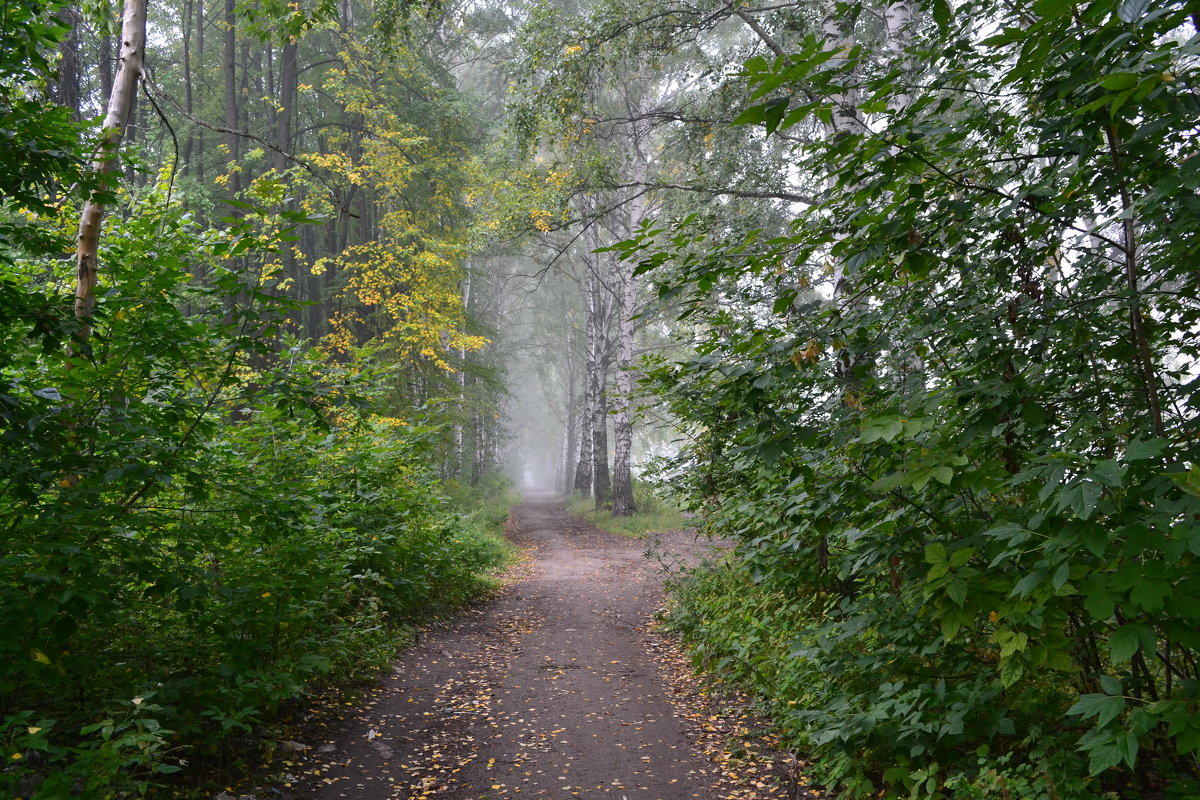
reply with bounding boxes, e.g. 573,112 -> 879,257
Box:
883,2 -> 913,118
562,358 -> 578,494
590,363 -> 610,509
98,30 -> 114,116
573,276 -> 596,496
223,0 -> 240,194
51,6 -> 82,118
181,0 -> 194,172
75,0 -> 148,341
610,127 -> 649,517
588,237 -> 614,510
609,251 -> 636,516
454,271 -> 471,474
822,2 -> 868,398
821,5 -> 865,139
275,39 -> 298,173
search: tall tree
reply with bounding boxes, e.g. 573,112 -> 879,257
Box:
75,0 -> 148,340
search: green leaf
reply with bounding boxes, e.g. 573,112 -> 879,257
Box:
1032,0 -> 1074,19
931,0 -> 951,29
1083,730 -> 1138,775
1010,569 -> 1046,597
931,465 -> 954,485
1090,459 -> 1124,488
945,576 -> 967,606
1118,0 -> 1151,24
1085,590 -> 1116,621
1109,623 -> 1152,664
1098,73 -> 1139,91
1124,437 -> 1166,461
1068,693 -> 1126,727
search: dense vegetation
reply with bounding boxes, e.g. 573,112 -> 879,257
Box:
0,0 -> 514,795
627,2 -> 1200,798
5,0 -> 1200,797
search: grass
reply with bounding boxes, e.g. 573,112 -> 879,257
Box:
563,492 -> 691,538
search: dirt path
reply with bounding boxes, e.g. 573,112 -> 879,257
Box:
283,498 -> 798,800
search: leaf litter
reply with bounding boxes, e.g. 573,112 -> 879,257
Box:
249,500 -> 818,799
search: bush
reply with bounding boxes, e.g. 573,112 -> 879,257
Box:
0,194 -> 512,797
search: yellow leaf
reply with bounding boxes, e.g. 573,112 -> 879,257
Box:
30,649 -> 50,665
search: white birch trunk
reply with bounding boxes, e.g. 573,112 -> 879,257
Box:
584,230 -> 612,509
75,0 -> 149,340
610,116 -> 650,517
883,1 -> 913,117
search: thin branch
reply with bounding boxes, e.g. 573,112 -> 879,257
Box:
142,70 -> 360,219
605,180 -> 816,205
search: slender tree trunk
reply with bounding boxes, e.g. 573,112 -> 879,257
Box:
579,223 -> 612,508
1105,126 -> 1165,437
609,253 -> 636,515
98,30 -> 114,116
821,6 -> 865,139
223,0 -> 240,194
52,6 -> 82,118
275,39 -> 298,172
574,277 -> 595,496
75,0 -> 148,341
822,2 -> 868,399
591,361 -> 610,509
181,0 -> 194,172
610,124 -> 649,517
883,2 -> 913,117
562,370 -> 577,493
194,0 -> 206,182
455,271 -> 471,474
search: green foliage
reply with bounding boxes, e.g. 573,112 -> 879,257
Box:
0,173 -> 510,800
565,479 -> 688,537
641,1 -> 1200,797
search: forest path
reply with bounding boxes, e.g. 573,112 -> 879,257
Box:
286,497 -> 798,800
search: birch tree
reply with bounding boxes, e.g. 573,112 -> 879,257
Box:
75,0 -> 148,342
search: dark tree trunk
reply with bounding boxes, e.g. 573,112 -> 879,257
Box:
98,31 -> 114,115
275,40 -> 298,172
181,0 -> 194,172
223,0 -> 240,194
51,7 -> 82,118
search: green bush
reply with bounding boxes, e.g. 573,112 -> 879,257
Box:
0,191 -> 512,797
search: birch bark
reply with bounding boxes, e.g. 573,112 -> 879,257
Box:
610,106 -> 650,517
74,0 -> 149,341
584,234 -> 612,509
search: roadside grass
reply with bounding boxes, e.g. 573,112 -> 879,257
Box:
564,490 -> 691,538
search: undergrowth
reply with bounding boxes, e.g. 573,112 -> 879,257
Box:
0,189 -> 515,799
565,479 -> 689,537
